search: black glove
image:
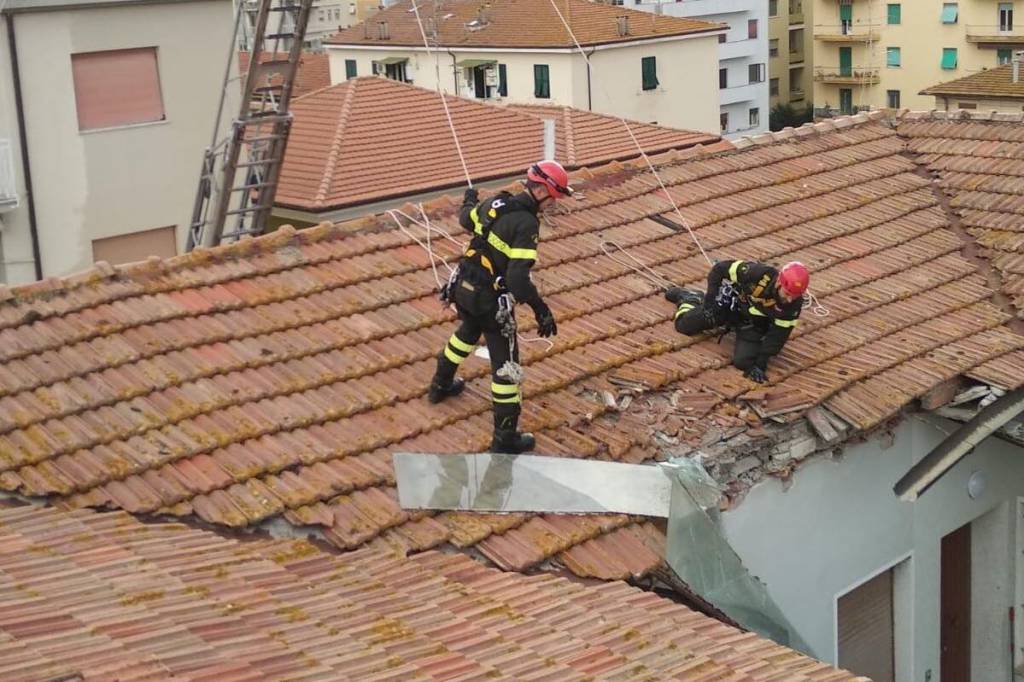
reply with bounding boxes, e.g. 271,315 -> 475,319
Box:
463,187 -> 479,205
745,366 -> 767,384
532,302 -> 557,338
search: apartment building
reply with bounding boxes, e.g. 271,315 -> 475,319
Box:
921,51 -> 1024,111
325,0 -> 726,135
239,0 -> 381,50
632,0 -> 770,138
0,0 -> 234,283
769,0 -> 814,109
812,0 -> 1024,115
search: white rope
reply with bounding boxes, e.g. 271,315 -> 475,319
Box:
802,290 -> 830,317
544,0 -> 712,267
599,240 -> 676,291
409,0 -> 473,188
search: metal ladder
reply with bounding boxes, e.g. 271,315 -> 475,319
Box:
188,0 -> 315,251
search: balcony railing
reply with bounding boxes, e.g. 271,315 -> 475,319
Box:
814,65 -> 880,84
814,24 -> 880,42
789,10 -> 803,24
965,25 -> 1024,43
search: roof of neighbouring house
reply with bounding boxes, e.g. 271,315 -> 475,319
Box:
0,110 -> 1023,583
325,0 -> 725,49
277,76 -> 723,212
0,504 -> 867,682
238,50 -> 332,99
920,63 -> 1024,100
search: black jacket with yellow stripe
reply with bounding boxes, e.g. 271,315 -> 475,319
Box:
458,191 -> 544,310
706,259 -> 801,363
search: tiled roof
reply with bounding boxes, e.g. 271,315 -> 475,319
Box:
326,0 -> 723,49
0,505 -> 866,682
238,50 -> 332,99
920,64 -> 1024,100
278,77 -> 721,212
898,110 -> 1024,316
0,112 -> 1022,581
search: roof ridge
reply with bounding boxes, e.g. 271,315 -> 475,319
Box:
314,79 -> 359,205
730,110 -> 886,150
562,106 -> 577,166
897,108 -> 1024,123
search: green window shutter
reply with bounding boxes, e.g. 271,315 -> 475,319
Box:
641,56 -> 658,91
997,48 -> 1012,64
345,59 -> 357,79
498,63 -> 508,96
839,46 -> 852,76
941,3 -> 958,24
534,64 -> 550,98
839,4 -> 852,21
887,4 -> 900,25
886,47 -> 901,67
941,47 -> 958,69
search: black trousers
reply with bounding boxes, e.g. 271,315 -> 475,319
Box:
433,281 -> 522,432
674,303 -> 763,372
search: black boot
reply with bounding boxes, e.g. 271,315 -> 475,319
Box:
428,377 -> 465,404
665,287 -> 705,306
490,428 -> 535,454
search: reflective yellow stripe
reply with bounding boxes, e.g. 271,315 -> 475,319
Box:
444,346 -> 466,364
748,306 -> 767,317
487,232 -> 537,261
674,303 -> 694,320
774,318 -> 799,328
470,207 -> 483,235
728,260 -> 744,283
493,395 -> 522,404
491,383 -> 519,396
448,335 -> 475,353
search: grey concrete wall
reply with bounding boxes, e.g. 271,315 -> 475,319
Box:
719,415 -> 1024,682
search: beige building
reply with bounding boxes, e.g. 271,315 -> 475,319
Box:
769,0 -> 814,109
921,54 -> 1024,111
324,0 -> 726,134
0,0 -> 235,284
812,0 -> 1024,115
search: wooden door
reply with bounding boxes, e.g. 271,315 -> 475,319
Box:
941,522 -> 971,682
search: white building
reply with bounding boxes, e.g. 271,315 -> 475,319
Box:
324,0 -> 726,135
0,0 -> 235,284
633,0 -> 770,138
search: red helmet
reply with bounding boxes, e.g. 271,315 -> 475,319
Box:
527,160 -> 573,199
777,261 -> 810,298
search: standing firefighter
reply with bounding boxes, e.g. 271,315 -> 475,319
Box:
427,161 -> 572,453
666,260 -> 809,383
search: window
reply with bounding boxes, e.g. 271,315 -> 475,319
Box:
383,61 -> 408,82
498,63 -> 507,97
887,3 -> 900,24
748,63 -> 765,83
345,59 -> 357,79
770,77 -> 779,96
886,89 -> 900,108
71,47 -> 165,131
92,226 -> 177,265
886,47 -> 901,67
720,112 -> 729,132
641,56 -> 658,90
749,107 -> 760,127
534,64 -> 550,98
748,19 -> 758,39
719,67 -> 728,89
998,48 -> 1013,64
839,87 -> 853,114
770,38 -> 779,57
958,101 -> 977,109
999,3 -> 1013,31
838,569 -> 896,682
789,29 -> 803,54
769,0 -> 778,16
840,3 -> 852,33
839,46 -> 852,77
790,67 -> 804,96
941,47 -> 958,69
718,33 -> 726,43
941,3 -> 958,24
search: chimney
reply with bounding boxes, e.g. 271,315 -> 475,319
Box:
615,15 -> 629,36
1013,50 -> 1023,84
425,16 -> 437,38
377,20 -> 390,39
543,119 -> 556,160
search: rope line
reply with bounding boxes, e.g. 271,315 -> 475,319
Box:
599,240 -> 676,291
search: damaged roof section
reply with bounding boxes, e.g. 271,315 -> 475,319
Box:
0,505 -> 866,681
0,112 -> 1021,580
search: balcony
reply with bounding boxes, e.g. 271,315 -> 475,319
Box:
789,5 -> 803,25
719,37 -> 757,60
814,65 -> 880,84
719,82 -> 762,106
814,24 -> 880,42
789,46 -> 805,63
965,25 -> 1024,44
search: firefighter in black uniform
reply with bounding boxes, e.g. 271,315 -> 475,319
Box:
666,259 -> 810,383
427,161 -> 572,453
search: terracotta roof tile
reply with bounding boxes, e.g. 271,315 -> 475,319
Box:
238,51 -> 332,99
279,77 -> 719,211
920,63 -> 1024,100
327,0 -> 724,49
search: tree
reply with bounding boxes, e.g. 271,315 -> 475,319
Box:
769,103 -> 814,131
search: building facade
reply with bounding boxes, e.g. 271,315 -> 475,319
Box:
0,0 -> 235,284
769,0 -> 814,111
632,0 -> 770,138
812,0 -> 1024,115
921,53 -> 1024,111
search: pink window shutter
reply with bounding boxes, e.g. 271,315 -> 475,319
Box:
71,47 -> 165,131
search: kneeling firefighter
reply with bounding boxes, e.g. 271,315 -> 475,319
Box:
427,161 -> 572,453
